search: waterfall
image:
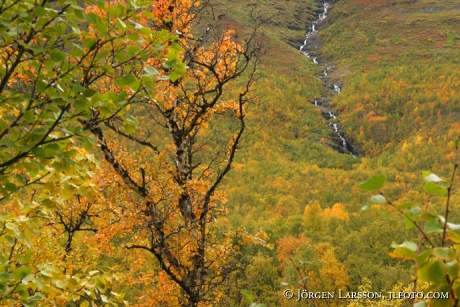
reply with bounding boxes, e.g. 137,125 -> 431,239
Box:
300,1 -> 358,156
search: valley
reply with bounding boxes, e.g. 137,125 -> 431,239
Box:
1,0 -> 459,305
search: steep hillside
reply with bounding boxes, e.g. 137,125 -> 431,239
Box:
206,0 -> 460,305
323,0 -> 460,157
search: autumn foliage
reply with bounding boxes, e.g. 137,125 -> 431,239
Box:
2,0 -> 460,306
0,0 -> 264,304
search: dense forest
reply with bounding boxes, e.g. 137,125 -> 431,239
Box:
1,0 -> 459,306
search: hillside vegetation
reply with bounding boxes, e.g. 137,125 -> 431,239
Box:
1,0 -> 459,306
209,0 -> 460,305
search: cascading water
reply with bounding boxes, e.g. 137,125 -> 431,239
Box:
299,1 -> 358,156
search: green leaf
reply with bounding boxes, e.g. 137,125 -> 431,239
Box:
447,261 -> 459,279
418,260 -> 446,282
0,136 -> 17,147
433,247 -> 455,260
429,261 -> 447,282
404,215 -> 415,229
73,6 -> 84,19
128,33 -> 141,42
448,231 -> 460,243
31,147 -> 46,158
50,51 -> 66,62
417,250 -> 431,267
122,74 -> 136,85
83,89 -> 96,97
44,143 -> 60,154
115,50 -> 128,63
414,302 -> 428,307
0,213 -> 10,221
126,45 -> 141,57
23,110 -> 34,122
424,182 -> 447,196
362,194 -> 386,210
456,284 -> 460,302
116,17 -> 127,28
167,48 -> 178,61
130,79 -> 141,91
71,84 -> 87,93
1,188 -> 9,200
93,20 -> 107,34
5,222 -> 17,231
83,38 -> 97,49
169,71 -> 180,82
71,26 -> 81,34
5,183 -> 17,192
398,202 -> 413,210
12,267 -> 32,280
43,59 -> 54,71
5,235 -> 15,246
123,124 -> 136,134
17,284 -> 29,298
85,13 -> 98,24
144,66 -> 159,76
359,174 -> 386,191
0,272 -> 10,280
174,63 -> 187,75
391,241 -> 418,252
34,6 -> 46,17
17,232 -> 31,248
241,289 -> 253,303
21,293 -> 44,307
434,286 -> 451,307
171,42 -> 184,52
424,219 -> 443,233
79,135 -> 95,150
126,115 -> 138,125
0,281 -> 9,294
27,293 -> 44,302
32,127 -> 47,137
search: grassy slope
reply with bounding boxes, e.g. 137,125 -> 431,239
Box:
322,0 -> 460,158
204,0 -> 460,299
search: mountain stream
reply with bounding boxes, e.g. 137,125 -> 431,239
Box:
299,1 -> 358,156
